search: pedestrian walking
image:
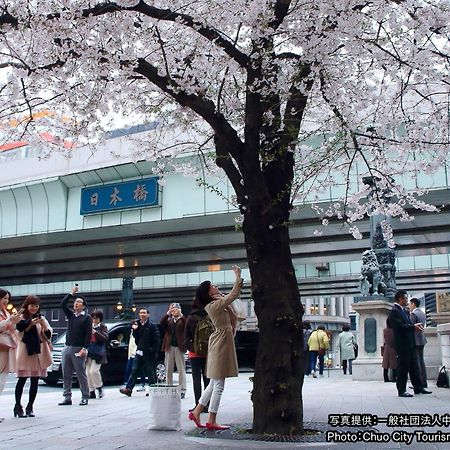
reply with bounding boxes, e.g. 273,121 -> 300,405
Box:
120,308 -> 160,397
123,329 -> 147,391
58,285 -> 92,406
184,295 -> 212,412
86,310 -> 108,399
188,265 -> 243,430
303,321 -> 312,376
14,295 -> 53,418
0,288 -> 21,422
160,303 -> 187,398
307,325 -> 329,377
338,324 -> 355,375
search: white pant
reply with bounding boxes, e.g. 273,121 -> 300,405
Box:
86,358 -> 103,390
199,378 -> 225,414
164,346 -> 186,392
0,372 -> 7,396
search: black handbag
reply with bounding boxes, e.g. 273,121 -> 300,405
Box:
436,366 -> 449,388
353,342 -> 358,360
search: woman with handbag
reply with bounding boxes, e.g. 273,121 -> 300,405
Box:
307,325 -> 329,378
0,288 -> 21,422
14,295 -> 53,418
86,310 -> 108,399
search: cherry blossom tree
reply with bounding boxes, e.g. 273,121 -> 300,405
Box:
0,0 -> 449,434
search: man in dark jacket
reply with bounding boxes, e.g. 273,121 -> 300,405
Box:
59,285 -> 92,406
120,308 -> 160,397
388,290 -> 431,397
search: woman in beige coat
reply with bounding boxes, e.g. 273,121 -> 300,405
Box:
14,295 -> 52,417
0,288 -> 21,422
189,265 -> 242,431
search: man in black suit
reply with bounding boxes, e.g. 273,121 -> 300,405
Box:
120,308 -> 160,397
388,290 -> 432,397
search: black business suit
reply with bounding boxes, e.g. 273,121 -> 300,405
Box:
388,303 -> 422,395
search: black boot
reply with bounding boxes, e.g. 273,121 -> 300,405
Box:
89,391 -> 96,399
13,404 -> 26,418
97,387 -> 103,398
25,404 -> 35,417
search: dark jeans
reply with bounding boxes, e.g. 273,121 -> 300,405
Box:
190,357 -> 209,406
396,347 -> 422,394
342,359 -> 353,375
126,354 -> 156,391
124,357 -> 146,386
309,351 -> 325,375
304,349 -> 310,375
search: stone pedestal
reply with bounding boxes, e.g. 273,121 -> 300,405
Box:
423,327 -> 442,381
351,298 -> 393,381
436,322 -> 450,381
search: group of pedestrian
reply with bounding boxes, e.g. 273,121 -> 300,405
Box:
388,290 -> 430,397
304,322 -> 356,377
0,284 -> 109,421
1,264 -> 243,429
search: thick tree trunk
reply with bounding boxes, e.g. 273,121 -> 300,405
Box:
243,213 -> 304,435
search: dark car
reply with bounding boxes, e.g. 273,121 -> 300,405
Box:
42,321 -> 166,385
42,322 -> 259,385
235,330 -> 259,368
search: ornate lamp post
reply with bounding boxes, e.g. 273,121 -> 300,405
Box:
115,277 -> 136,320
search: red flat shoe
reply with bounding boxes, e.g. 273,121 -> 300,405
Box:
206,422 -> 230,431
188,411 -> 205,428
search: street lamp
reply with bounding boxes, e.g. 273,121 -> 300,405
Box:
114,277 -> 135,319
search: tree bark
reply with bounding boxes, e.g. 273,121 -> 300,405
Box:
243,212 -> 304,435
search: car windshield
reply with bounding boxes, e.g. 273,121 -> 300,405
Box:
53,321 -> 130,345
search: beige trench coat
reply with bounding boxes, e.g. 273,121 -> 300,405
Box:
16,317 -> 53,378
205,279 -> 241,379
0,310 -> 18,374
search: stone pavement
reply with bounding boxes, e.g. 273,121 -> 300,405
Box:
0,371 -> 449,450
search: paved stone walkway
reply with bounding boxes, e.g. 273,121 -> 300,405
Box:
0,371 -> 449,449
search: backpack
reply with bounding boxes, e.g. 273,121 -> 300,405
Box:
436,366 -> 449,388
193,315 -> 215,356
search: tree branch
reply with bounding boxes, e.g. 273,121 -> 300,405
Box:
0,2 -> 249,68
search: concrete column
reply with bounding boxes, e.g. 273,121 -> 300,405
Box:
305,298 -> 312,315
343,296 -> 350,318
330,297 -> 336,316
318,297 -> 325,316
337,297 -> 344,317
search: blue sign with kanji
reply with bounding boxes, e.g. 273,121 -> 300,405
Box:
80,177 -> 159,215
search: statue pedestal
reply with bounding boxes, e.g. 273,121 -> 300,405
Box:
352,298 -> 393,381
435,322 -> 450,380
423,327 -> 442,381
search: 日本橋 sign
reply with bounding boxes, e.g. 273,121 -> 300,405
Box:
80,177 -> 159,215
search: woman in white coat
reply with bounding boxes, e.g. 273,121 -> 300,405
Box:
338,324 -> 356,375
